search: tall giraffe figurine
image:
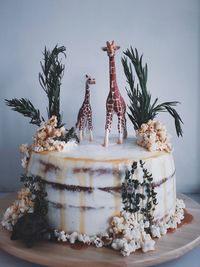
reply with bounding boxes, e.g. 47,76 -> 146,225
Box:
76,75 -> 96,142
102,41 -> 127,147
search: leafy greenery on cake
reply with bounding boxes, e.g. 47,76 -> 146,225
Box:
39,45 -> 66,127
121,160 -> 157,224
5,98 -> 44,126
122,47 -> 183,137
5,45 -> 66,128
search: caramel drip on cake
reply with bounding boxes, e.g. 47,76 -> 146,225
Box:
89,173 -> 93,189
60,190 -> 65,230
162,160 -> 167,223
57,159 -> 67,231
76,170 -> 86,234
171,157 -> 176,213
112,163 -> 121,217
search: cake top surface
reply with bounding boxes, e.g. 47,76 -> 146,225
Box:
37,135 -> 167,162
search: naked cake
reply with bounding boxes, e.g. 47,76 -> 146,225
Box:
1,42 -> 185,256
27,137 -> 176,236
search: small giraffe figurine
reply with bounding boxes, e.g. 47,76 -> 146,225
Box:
102,41 -> 127,147
76,75 -> 96,142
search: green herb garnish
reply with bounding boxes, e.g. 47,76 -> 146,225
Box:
122,47 -> 183,137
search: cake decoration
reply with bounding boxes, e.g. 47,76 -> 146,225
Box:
9,176 -> 49,247
6,45 -> 79,166
38,45 -> 66,128
109,198 -> 185,256
1,188 -> 34,231
1,42 -> 187,257
122,47 -> 183,151
136,120 -> 172,152
1,174 -> 48,243
102,41 -> 127,147
121,161 -> 157,223
5,45 -> 78,142
19,116 -> 78,169
76,75 -> 96,142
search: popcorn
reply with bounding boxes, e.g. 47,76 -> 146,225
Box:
32,116 -> 66,152
150,224 -> 162,238
121,241 -> 137,256
93,237 -> 104,248
1,188 -> 34,231
78,234 -> 91,245
19,116 -> 73,168
19,144 -> 30,156
19,116 -> 78,168
141,235 -> 155,253
69,232 -> 78,244
19,144 -> 31,169
110,210 -> 156,256
58,231 -> 69,242
111,238 -> 126,250
136,120 -> 172,152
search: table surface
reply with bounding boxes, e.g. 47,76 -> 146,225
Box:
0,193 -> 200,267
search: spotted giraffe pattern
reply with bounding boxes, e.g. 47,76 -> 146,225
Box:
102,41 -> 127,147
76,75 -> 95,141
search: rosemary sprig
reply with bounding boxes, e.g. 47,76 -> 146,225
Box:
55,127 -> 79,144
5,98 -> 44,126
122,47 -> 183,137
64,127 -> 79,143
139,160 -> 157,223
122,162 -> 145,213
5,45 -> 67,129
121,160 -> 157,223
39,45 -> 66,127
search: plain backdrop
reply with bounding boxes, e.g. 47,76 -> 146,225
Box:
0,0 -> 199,193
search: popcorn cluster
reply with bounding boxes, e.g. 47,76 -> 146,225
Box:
54,230 -> 112,248
19,116 -> 77,169
110,211 -> 155,256
136,120 -> 172,152
109,198 -> 185,256
1,188 -> 34,231
32,115 -> 66,152
150,198 -> 185,238
19,144 -> 31,169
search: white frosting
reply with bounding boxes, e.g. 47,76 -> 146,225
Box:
45,135 -> 166,160
62,140 -> 78,152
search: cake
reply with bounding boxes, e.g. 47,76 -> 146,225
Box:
27,137 -> 176,236
1,42 -> 185,256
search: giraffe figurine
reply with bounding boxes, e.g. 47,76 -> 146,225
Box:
76,75 -> 96,142
102,41 -> 127,147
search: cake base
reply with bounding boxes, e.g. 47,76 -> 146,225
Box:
0,193 -> 200,267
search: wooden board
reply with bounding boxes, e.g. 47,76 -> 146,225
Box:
0,193 -> 200,267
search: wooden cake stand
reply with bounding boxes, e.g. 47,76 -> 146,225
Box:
0,193 -> 200,267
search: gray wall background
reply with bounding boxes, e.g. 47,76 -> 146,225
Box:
0,0 -> 199,193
